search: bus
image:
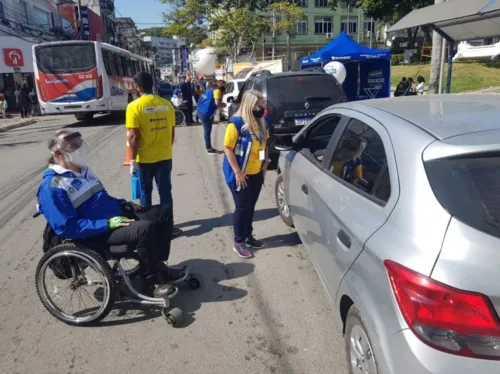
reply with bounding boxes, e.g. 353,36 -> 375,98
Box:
33,41 -> 155,121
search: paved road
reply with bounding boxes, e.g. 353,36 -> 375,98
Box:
0,116 -> 347,374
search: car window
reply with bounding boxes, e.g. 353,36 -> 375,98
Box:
252,79 -> 264,93
236,80 -> 254,102
301,115 -> 342,163
329,119 -> 391,202
237,81 -> 245,90
226,82 -> 234,94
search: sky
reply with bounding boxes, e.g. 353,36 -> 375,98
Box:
114,0 -> 170,28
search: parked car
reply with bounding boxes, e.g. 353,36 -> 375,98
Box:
228,70 -> 346,154
221,79 -> 245,117
275,94 -> 500,374
157,81 -> 173,99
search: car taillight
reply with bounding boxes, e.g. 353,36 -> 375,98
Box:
36,80 -> 46,102
384,260 -> 500,360
264,107 -> 269,116
96,76 -> 103,99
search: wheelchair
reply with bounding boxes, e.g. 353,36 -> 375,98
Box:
34,212 -> 201,327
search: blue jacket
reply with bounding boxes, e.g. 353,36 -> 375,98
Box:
37,165 -> 125,239
222,116 -> 269,191
196,88 -> 217,118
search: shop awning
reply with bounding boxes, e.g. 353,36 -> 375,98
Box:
388,0 -> 500,41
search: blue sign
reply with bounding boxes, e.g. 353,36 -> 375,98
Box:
75,6 -> 91,40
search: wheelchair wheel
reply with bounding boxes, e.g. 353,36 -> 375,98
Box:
36,243 -> 116,326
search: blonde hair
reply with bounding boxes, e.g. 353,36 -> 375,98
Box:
235,89 -> 267,140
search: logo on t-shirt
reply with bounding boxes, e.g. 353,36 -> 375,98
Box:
71,179 -> 83,191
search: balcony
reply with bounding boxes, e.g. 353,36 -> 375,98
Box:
100,0 -> 115,13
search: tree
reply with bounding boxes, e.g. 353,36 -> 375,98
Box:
269,2 -> 305,70
210,8 -> 269,62
160,0 -> 208,45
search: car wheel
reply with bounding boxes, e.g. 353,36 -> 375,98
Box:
275,174 -> 294,227
345,305 -> 378,374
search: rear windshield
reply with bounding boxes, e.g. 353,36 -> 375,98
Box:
36,44 -> 96,74
426,155 -> 500,238
267,75 -> 343,103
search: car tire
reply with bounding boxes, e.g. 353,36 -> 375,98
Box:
275,174 -> 294,227
345,305 -> 379,374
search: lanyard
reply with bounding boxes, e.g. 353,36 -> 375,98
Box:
249,126 -> 264,148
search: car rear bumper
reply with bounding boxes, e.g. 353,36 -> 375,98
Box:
384,329 -> 499,374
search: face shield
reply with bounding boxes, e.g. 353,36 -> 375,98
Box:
57,132 -> 98,168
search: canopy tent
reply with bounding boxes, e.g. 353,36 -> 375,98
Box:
300,32 -> 391,67
300,32 -> 392,101
388,0 -> 500,93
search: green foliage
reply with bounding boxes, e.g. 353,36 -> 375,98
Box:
329,0 -> 433,24
160,0 -> 208,45
269,2 -> 305,34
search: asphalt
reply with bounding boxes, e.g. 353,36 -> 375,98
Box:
0,115 -> 347,374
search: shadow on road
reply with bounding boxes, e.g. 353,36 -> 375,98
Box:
177,208 -> 278,237
0,140 -> 39,148
100,259 -> 253,328
65,114 -> 124,128
259,232 -> 301,250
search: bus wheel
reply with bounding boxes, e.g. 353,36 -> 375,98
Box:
75,113 -> 93,122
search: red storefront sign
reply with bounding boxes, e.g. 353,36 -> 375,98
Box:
3,49 -> 24,67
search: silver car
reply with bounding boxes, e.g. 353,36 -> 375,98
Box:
275,94 -> 500,374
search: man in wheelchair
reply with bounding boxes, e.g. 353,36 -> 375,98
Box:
36,130 -> 186,298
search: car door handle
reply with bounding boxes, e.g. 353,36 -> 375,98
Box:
301,184 -> 308,195
337,230 -> 351,249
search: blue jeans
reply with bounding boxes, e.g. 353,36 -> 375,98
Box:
199,113 -> 213,150
137,159 -> 173,211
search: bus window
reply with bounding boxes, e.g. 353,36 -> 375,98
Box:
120,55 -> 129,77
115,54 -> 125,76
107,51 -> 118,76
103,50 -> 112,76
126,58 -> 133,76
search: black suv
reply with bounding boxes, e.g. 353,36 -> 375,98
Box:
229,70 -> 346,153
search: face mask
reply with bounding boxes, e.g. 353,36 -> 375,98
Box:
253,106 -> 265,119
66,147 -> 89,167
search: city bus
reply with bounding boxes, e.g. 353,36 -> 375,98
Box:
33,41 -> 155,121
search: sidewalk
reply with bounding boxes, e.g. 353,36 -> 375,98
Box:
0,114 -> 73,133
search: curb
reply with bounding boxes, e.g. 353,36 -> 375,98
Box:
0,119 -> 37,133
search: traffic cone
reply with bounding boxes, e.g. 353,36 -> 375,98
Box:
123,130 -> 133,166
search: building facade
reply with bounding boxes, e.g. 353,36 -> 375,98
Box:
260,2 -> 382,67
115,17 -> 143,55
142,35 -> 187,76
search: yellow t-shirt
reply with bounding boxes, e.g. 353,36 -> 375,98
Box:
125,94 -> 175,163
213,89 -> 221,100
224,122 -> 268,175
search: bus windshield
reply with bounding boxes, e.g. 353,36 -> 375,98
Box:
36,44 -> 96,74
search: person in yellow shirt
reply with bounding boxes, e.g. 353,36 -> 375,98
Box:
126,71 -> 182,237
223,89 -> 269,259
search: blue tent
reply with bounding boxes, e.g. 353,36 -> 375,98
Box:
300,32 -> 392,101
300,32 -> 391,67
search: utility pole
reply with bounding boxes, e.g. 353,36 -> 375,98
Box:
77,0 -> 84,40
369,17 -> 373,48
272,10 -> 276,60
428,0 -> 445,94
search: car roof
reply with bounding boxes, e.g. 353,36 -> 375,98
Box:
250,71 -> 329,81
358,94 -> 500,140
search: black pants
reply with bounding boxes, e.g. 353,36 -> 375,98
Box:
185,101 -> 194,124
99,205 -> 172,276
18,106 -> 28,118
231,172 -> 263,243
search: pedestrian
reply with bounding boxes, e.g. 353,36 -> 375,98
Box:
15,85 -> 28,118
29,89 -> 40,116
394,77 -> 408,97
416,76 -> 426,95
222,89 -> 270,259
193,79 -> 201,123
126,71 -> 183,237
0,92 -> 7,119
197,80 -> 226,154
180,73 -> 194,125
404,78 -> 417,96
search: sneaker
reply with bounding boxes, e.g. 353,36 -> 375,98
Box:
154,284 -> 176,298
207,148 -> 218,155
233,242 -> 253,259
172,226 -> 183,237
245,236 -> 264,249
